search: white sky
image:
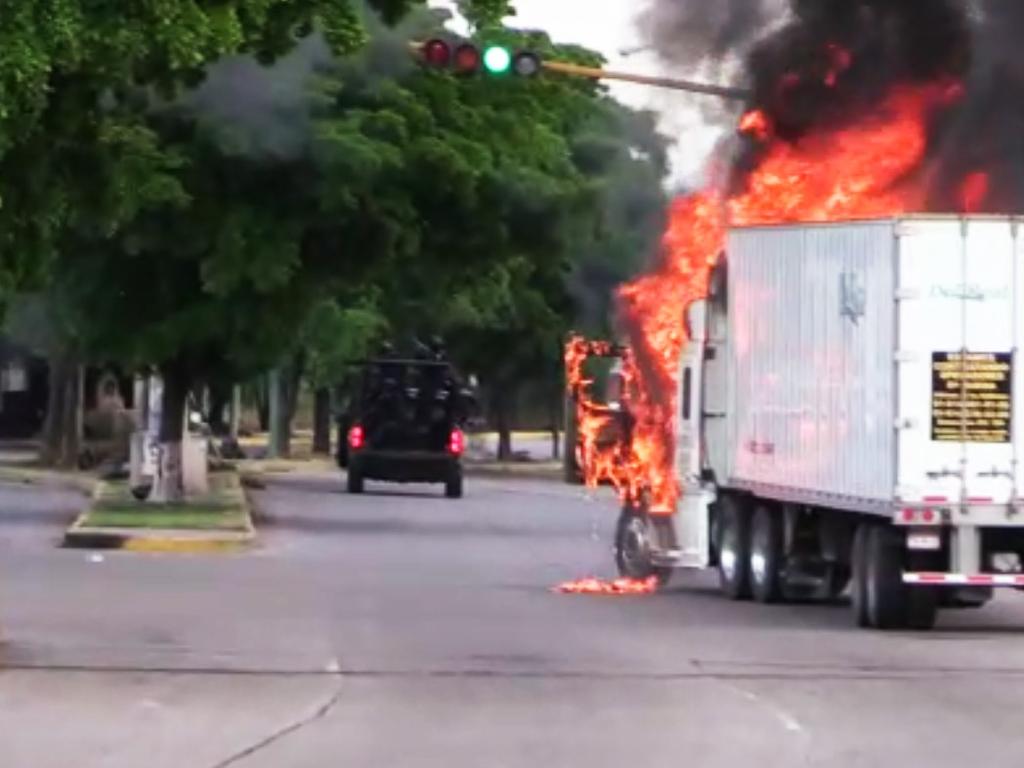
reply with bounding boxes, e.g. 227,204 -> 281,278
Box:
429,0 -> 734,186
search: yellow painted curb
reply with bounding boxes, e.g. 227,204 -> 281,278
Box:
120,536 -> 253,554
64,473 -> 256,554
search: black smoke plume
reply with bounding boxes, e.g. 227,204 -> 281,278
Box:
642,0 -> 1024,211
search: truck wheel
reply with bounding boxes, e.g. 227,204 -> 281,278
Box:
851,524 -> 871,626
347,466 -> 364,495
717,495 -> 752,600
864,524 -> 937,630
445,470 -> 464,499
749,505 -> 784,603
615,511 -> 672,586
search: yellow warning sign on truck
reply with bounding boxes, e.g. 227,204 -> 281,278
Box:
931,352 -> 1013,443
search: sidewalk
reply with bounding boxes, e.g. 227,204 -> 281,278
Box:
0,443 -> 97,494
63,470 -> 255,553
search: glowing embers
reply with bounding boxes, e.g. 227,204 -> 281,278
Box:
554,576 -> 660,596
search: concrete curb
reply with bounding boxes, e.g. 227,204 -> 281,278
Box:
62,473 -> 256,554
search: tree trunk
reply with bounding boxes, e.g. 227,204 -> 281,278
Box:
492,387 -> 514,462
207,383 -> 230,436
230,385 -> 241,439
40,354 -> 83,469
59,365 -> 83,471
283,351 -> 306,457
312,387 -> 331,455
254,379 -> 270,432
40,353 -> 67,466
151,362 -> 190,504
268,368 -> 287,459
286,351 -> 305,428
550,389 -> 561,461
270,353 -> 306,459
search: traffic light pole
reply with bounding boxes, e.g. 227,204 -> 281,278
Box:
541,60 -> 749,101
409,41 -> 749,101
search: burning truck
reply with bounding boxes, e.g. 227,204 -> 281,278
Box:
565,1 -> 1024,628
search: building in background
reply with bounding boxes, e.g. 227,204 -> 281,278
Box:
0,337 -> 49,440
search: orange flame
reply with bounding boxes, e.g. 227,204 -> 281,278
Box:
554,576 -> 660,596
739,110 -> 772,141
568,83 -> 963,520
959,171 -> 989,213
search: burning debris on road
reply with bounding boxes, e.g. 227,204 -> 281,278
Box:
554,576 -> 661,596
567,1 -> 1024,530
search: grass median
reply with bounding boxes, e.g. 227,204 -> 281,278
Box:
69,471 -> 253,547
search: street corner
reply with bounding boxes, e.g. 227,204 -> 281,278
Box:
61,471 -> 257,554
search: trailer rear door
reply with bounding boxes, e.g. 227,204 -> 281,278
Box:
896,218 -> 1020,508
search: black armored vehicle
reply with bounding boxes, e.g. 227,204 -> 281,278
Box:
337,347 -> 473,498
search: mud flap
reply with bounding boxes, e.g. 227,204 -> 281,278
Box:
676,487 -> 715,568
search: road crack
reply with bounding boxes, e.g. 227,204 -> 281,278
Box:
208,674 -> 345,768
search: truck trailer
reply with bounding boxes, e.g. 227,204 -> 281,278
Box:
616,216 -> 1024,629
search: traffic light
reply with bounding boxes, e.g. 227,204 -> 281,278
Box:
483,45 -> 512,75
417,39 -> 542,78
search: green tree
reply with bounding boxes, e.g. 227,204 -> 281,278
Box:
0,1 -> 431,479
300,9 -> 668,458
0,0 -> 426,312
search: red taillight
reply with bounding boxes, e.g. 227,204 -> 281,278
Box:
348,425 -> 365,450
448,428 -> 465,456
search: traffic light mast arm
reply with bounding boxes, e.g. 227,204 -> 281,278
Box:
542,60 -> 750,101
409,40 -> 749,100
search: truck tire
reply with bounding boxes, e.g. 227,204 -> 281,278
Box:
445,469 -> 464,499
615,510 -> 672,586
864,524 -> 937,630
717,494 -> 752,600
347,465 -> 364,495
851,524 -> 870,627
749,505 -> 784,603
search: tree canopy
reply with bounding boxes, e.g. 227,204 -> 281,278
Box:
2,0 -> 668,470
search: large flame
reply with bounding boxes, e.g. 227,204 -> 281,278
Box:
567,80 -> 973,517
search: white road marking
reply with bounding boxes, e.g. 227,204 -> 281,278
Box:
736,686 -> 806,735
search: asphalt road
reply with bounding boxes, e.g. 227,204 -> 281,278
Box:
3,473 -> 1024,766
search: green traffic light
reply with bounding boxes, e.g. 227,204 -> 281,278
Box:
483,46 -> 512,74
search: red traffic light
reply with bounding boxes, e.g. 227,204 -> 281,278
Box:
454,43 -> 482,75
415,40 -> 541,78
422,38 -> 452,68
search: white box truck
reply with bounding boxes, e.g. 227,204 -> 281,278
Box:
615,216 -> 1024,629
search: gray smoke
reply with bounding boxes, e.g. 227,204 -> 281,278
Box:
187,34 -> 334,159
929,0 -> 1024,211
636,0 -> 782,75
639,0 -> 1024,211
184,2 -> 446,159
